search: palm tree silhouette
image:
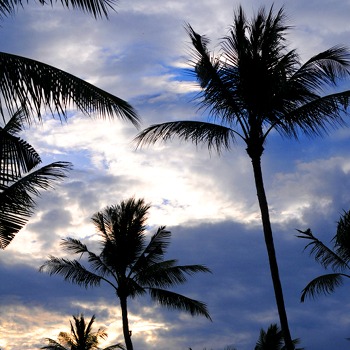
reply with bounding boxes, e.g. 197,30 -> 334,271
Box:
0,108 -> 71,249
297,209 -> 350,301
40,197 -> 212,350
41,314 -> 124,350
135,5 -> 350,349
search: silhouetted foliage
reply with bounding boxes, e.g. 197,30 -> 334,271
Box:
136,5 -> 350,349
0,109 -> 71,248
41,198 -> 212,350
298,209 -> 350,301
41,314 -> 124,350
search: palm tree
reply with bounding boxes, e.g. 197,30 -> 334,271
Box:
0,108 -> 71,248
297,209 -> 350,301
255,324 -> 303,350
40,197 -> 212,350
0,0 -> 140,126
134,5 -> 350,350
41,314 -> 124,350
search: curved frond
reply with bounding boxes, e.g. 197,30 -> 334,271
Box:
297,228 -> 349,271
301,273 -> 349,302
0,0 -> 117,20
39,256 -> 102,288
135,121 -> 234,154
0,52 -> 140,126
292,46 -> 350,90
185,24 -> 244,128
137,261 -> 211,288
131,227 -> 171,275
0,161 -> 71,249
280,91 -> 350,138
41,338 -> 68,350
103,344 -> 126,350
60,237 -> 90,256
149,288 -> 211,320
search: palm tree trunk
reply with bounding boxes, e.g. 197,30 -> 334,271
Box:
250,154 -> 294,350
119,296 -> 133,350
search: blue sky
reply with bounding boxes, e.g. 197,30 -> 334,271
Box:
2,0 -> 350,349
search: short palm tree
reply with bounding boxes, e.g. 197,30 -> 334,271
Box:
255,324 -> 303,350
41,314 -> 124,350
135,6 -> 350,349
0,109 -> 71,249
40,197 -> 212,350
297,210 -> 350,301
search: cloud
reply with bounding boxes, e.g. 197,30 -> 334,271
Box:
2,1 -> 350,349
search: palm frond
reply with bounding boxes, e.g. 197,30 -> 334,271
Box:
297,228 -> 349,271
0,161 -> 71,249
60,237 -> 90,255
186,24 -> 245,128
0,109 -> 41,186
39,256 -> 102,288
280,91 -> 350,138
135,120 -> 234,154
334,210 -> 350,262
300,273 -> 349,302
41,338 -> 68,350
0,0 -> 117,20
0,52 -> 139,126
293,46 -> 350,90
103,344 -> 126,350
149,288 -> 211,320
131,227 -> 171,274
137,261 -> 211,288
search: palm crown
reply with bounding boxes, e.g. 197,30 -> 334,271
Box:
42,314 -> 124,350
136,6 -> 350,157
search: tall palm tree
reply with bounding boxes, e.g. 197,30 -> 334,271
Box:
297,210 -> 350,301
41,314 -> 124,350
255,324 -> 303,350
0,0 -> 140,126
135,5 -> 350,350
0,108 -> 71,248
40,197 -> 212,350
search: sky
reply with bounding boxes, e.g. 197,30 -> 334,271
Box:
1,0 -> 350,349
